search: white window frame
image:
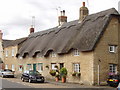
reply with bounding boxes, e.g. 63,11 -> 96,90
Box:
73,63 -> 80,73
38,63 -> 43,72
51,52 -> 56,57
5,64 -> 8,69
12,64 -> 15,71
109,64 -> 117,73
12,49 -> 14,56
51,63 -> 57,70
5,50 -> 8,57
73,49 -> 80,56
109,45 -> 116,53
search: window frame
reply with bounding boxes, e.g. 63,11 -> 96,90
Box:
12,64 -> 15,71
5,50 -> 8,57
109,45 -> 117,53
5,64 -> 8,69
73,63 -> 80,73
38,63 -> 43,72
51,52 -> 56,57
73,49 -> 80,56
51,63 -> 57,70
109,64 -> 117,73
11,49 -> 14,56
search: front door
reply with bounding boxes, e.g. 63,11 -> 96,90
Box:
33,64 -> 36,71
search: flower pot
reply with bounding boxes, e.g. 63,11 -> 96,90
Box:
56,77 -> 59,82
62,77 -> 66,83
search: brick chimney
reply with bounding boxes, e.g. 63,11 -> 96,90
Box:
79,2 -> 89,21
58,10 -> 67,26
0,30 -> 3,41
30,25 -> 34,34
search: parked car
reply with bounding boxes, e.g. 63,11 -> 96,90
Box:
21,70 -> 45,83
107,75 -> 120,87
0,69 -> 14,78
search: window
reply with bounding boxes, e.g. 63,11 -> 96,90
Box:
109,64 -> 117,73
109,45 -> 117,53
51,63 -> 57,70
38,63 -> 43,72
5,50 -> 8,57
73,63 -> 80,73
51,52 -> 56,57
27,64 -> 32,70
60,63 -> 64,69
5,64 -> 8,69
73,49 -> 80,56
12,49 -> 14,56
19,65 -> 23,71
12,64 -> 15,71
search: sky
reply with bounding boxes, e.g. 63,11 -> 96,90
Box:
0,0 -> 119,40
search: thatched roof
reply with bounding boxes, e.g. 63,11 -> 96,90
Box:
3,37 -> 27,48
17,8 -> 119,57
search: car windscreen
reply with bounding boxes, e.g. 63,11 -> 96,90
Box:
29,71 -> 40,75
3,69 -> 12,72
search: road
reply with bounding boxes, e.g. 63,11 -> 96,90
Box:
1,78 -> 32,89
0,77 -> 117,90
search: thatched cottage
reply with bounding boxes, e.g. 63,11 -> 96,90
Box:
2,2 -> 120,85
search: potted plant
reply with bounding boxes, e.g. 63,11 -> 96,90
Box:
60,67 -> 67,83
55,74 -> 59,82
72,72 -> 77,76
49,70 -> 56,76
76,72 -> 81,77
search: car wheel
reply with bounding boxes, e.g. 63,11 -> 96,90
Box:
28,79 -> 32,83
41,80 -> 44,83
2,74 -> 4,78
21,77 -> 24,82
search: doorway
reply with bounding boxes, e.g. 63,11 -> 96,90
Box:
33,64 -> 36,71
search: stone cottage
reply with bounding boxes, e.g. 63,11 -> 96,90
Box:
3,2 -> 120,85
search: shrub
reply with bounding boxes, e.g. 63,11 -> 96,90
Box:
49,70 -> 56,76
60,67 -> 67,77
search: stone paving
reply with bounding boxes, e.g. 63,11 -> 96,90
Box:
0,77 -> 114,88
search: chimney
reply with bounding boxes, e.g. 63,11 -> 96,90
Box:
0,30 -> 3,41
30,25 -> 34,34
79,2 -> 89,21
58,10 -> 67,26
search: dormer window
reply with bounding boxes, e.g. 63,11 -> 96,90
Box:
73,49 -> 80,56
109,45 -> 117,53
5,50 -> 8,57
51,51 -> 56,57
12,49 -> 14,56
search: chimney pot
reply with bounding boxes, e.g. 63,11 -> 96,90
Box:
58,10 -> 67,26
30,26 -> 34,34
63,10 -> 65,16
83,2 -> 85,7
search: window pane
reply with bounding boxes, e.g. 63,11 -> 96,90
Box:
73,63 -> 80,73
38,63 -> 43,72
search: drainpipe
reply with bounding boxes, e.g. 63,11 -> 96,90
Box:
98,59 -> 101,85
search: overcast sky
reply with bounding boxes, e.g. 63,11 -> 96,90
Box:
0,0 -> 119,40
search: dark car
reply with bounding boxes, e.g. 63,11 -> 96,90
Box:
21,70 -> 45,83
0,69 -> 14,78
107,75 -> 120,87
